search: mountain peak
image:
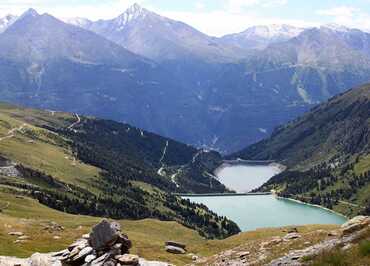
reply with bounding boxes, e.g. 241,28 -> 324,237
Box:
21,8 -> 39,18
127,3 -> 144,13
113,3 -> 151,28
321,23 -> 350,32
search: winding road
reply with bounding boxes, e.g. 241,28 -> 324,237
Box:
67,113 -> 81,130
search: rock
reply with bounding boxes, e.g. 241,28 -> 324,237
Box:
68,238 -> 88,251
18,235 -> 30,240
68,246 -> 82,259
28,253 -> 62,266
89,219 -> 121,250
342,243 -> 353,251
72,246 -> 93,261
341,216 -> 369,229
85,254 -> 97,263
192,255 -> 199,261
261,237 -> 283,248
238,251 -> 250,258
115,254 -> 139,265
165,241 -> 186,249
8,232 -> 23,236
41,221 -> 64,233
165,245 -> 186,254
341,216 -> 370,236
14,240 -> 27,244
53,236 -> 61,240
283,233 -> 301,240
287,227 -> 298,233
90,253 -> 110,266
103,260 -> 116,266
328,231 -> 339,237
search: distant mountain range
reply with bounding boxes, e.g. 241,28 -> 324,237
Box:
1,4 -> 370,153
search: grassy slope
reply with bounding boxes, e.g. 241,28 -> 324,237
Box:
0,190 -> 340,265
0,103 -> 239,239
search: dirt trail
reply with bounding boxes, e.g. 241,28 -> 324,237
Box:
0,123 -> 27,142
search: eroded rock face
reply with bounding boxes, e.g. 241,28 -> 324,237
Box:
341,216 -> 370,236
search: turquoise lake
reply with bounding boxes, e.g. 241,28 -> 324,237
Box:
185,164 -> 347,231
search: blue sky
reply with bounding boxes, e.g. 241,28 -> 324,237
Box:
1,0 -> 370,36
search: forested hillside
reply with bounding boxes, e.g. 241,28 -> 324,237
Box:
233,84 -> 370,217
0,103 -> 239,238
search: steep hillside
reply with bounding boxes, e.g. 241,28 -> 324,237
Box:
0,103 -> 239,238
79,4 -> 241,63
1,6 -> 370,154
233,84 -> 370,217
0,9 -> 209,154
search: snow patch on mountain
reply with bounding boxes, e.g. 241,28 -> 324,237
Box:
63,17 -> 92,28
0,14 -> 18,33
321,23 -> 351,32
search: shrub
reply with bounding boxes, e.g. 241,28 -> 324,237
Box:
311,249 -> 349,266
359,240 -> 370,257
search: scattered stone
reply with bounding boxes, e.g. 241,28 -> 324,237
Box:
287,227 -> 298,233
342,243 -> 353,251
192,255 -> 199,261
115,254 -> 139,265
17,235 -> 30,240
8,232 -> 23,236
283,232 -> 301,240
328,230 -> 339,237
238,251 -> 250,258
29,253 -> 62,266
165,245 -> 186,254
165,241 -> 186,250
53,236 -> 61,240
41,221 -> 64,233
14,240 -> 27,244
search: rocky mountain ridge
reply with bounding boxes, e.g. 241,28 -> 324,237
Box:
1,5 -> 370,153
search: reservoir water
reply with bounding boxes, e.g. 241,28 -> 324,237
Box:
215,163 -> 283,192
185,163 -> 347,231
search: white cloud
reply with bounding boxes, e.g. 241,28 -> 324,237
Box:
0,0 -> 146,19
227,0 -> 288,13
316,6 -> 370,31
195,2 -> 205,10
316,6 -> 357,18
161,10 -> 316,37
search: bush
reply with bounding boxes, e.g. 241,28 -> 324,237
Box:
311,249 -> 349,266
359,240 -> 370,257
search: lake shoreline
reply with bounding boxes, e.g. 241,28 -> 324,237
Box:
276,196 -> 349,220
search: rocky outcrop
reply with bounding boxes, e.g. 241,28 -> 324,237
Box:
0,220 -> 170,266
196,216 -> 370,266
269,216 -> 370,266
